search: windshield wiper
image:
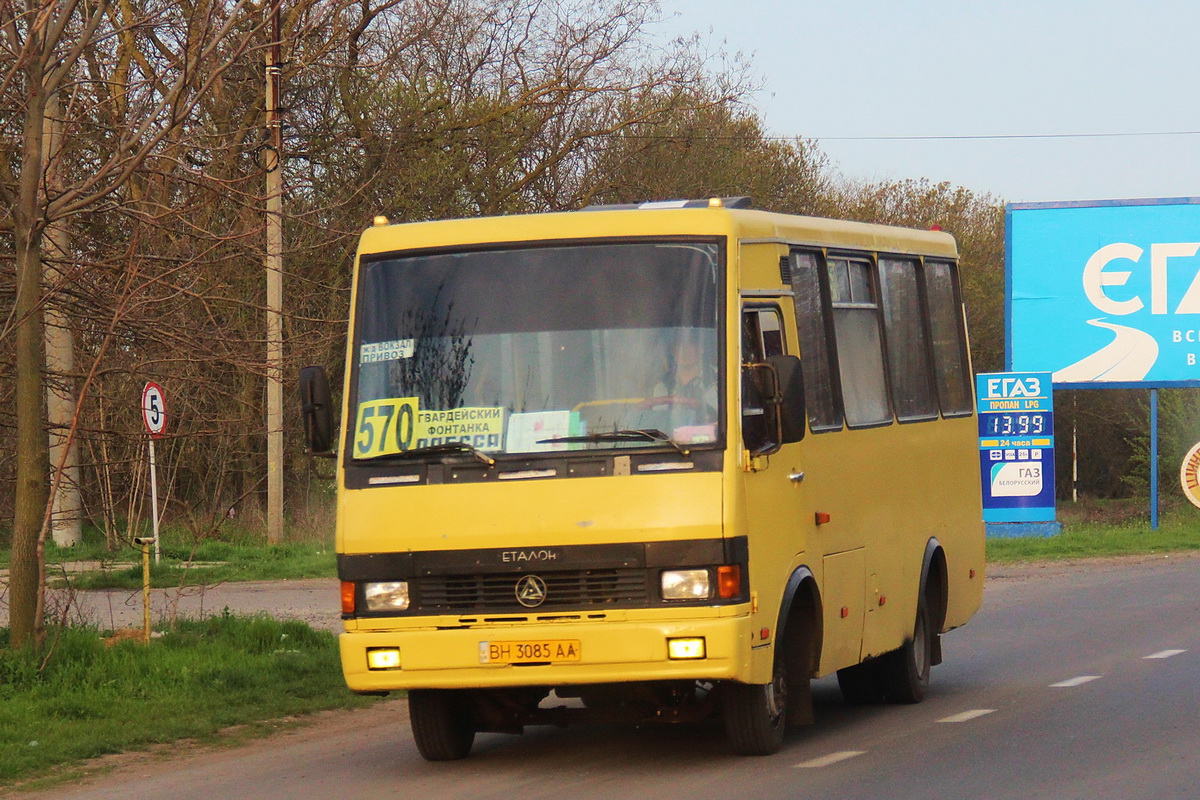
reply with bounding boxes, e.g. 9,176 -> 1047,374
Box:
368,442 -> 495,467
538,429 -> 689,455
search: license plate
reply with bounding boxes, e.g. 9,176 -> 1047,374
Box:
480,639 -> 581,664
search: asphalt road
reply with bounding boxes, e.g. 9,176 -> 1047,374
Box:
14,553 -> 1200,800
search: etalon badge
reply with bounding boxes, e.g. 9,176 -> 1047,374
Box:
515,575 -> 548,608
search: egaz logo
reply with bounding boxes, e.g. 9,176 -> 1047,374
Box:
1008,200 -> 1200,387
983,376 -> 1042,399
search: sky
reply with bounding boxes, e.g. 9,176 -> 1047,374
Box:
653,0 -> 1200,204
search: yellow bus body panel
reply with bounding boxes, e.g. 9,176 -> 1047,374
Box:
338,472 -> 723,556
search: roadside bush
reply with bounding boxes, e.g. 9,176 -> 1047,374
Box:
0,615 -> 372,785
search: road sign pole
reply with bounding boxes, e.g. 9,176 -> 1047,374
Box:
142,537 -> 152,641
149,437 -> 161,564
1150,389 -> 1159,530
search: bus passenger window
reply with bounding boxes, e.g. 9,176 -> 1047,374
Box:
879,257 -> 937,421
790,251 -> 842,431
792,253 -> 840,434
924,261 -> 973,416
828,258 -> 891,427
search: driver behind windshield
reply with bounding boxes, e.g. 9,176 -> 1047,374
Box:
648,331 -> 718,440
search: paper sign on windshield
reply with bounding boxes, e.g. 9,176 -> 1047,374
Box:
354,398 -> 504,458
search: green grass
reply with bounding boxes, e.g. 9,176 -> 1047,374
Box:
987,498 -> 1200,562
0,614 -> 375,786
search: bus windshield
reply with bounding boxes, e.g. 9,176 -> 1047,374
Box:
351,240 -> 722,460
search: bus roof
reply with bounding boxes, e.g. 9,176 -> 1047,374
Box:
359,203 -> 959,260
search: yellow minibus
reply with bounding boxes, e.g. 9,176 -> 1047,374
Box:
300,197 -> 985,760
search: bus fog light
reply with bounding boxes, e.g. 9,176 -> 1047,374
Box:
668,638 -> 706,659
366,648 -> 401,670
364,581 -> 410,611
661,569 -> 711,600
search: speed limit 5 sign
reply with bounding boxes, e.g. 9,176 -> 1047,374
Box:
142,382 -> 167,438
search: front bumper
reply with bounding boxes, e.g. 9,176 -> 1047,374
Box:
340,607 -> 756,692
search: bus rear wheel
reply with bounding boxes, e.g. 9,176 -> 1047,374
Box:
409,689 -> 476,761
881,601 -> 932,704
722,652 -> 788,756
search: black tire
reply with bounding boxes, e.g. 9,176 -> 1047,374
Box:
836,659 -> 886,704
722,651 -> 788,756
409,689 -> 476,761
881,601 -> 932,704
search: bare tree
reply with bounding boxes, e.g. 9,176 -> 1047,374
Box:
3,0 -> 830,648
0,0 -> 290,647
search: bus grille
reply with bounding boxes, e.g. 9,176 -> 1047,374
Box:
416,569 -> 649,611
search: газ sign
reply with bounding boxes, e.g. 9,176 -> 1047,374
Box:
1007,198 -> 1200,388
977,372 -> 1055,523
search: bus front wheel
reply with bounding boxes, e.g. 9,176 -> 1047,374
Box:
409,689 -> 476,761
722,652 -> 788,755
881,601 -> 932,704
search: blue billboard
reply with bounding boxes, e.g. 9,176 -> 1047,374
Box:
1007,197 -> 1200,388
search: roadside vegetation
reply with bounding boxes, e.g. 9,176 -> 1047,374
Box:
0,613 -> 374,788
987,499 -> 1200,562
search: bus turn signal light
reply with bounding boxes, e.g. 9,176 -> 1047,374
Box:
717,565 -> 741,599
341,581 -> 356,614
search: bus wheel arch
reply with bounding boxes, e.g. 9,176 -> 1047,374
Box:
880,539 -> 947,704
720,565 -> 821,755
778,566 -> 822,725
920,538 -> 949,666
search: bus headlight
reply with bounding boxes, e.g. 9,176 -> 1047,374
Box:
364,581 -> 410,611
661,569 -> 711,600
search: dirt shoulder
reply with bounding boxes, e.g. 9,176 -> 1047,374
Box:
0,578 -> 341,632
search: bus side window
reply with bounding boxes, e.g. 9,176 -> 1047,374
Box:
924,261 -> 973,416
741,307 -> 784,453
790,250 -> 842,432
828,257 -> 892,427
879,257 -> 938,421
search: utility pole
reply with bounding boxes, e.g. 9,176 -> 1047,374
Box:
264,2 -> 284,544
42,94 -> 83,547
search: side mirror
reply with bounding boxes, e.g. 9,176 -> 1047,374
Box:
299,365 -> 336,456
742,355 -> 807,456
767,354 -> 806,444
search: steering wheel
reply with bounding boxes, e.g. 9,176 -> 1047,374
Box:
636,395 -> 700,411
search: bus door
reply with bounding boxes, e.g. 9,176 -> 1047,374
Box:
739,302 -> 812,631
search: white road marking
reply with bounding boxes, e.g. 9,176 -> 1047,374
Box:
1144,649 -> 1187,660
1051,675 -> 1102,687
794,750 -> 867,769
937,709 -> 996,723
